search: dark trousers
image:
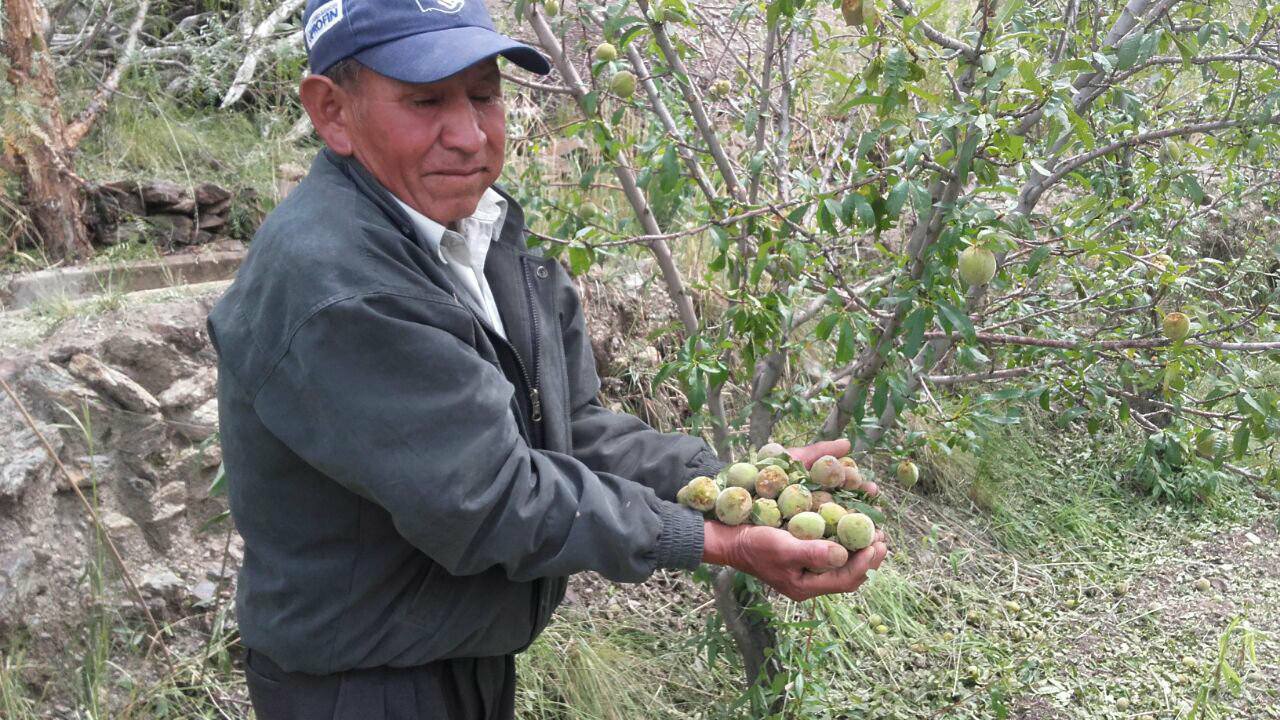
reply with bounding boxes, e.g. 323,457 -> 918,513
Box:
244,649 -> 516,720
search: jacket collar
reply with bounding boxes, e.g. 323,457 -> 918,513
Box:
320,148 -> 532,256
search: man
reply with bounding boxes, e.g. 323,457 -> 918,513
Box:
207,0 -> 888,717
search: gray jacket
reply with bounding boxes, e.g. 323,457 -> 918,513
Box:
207,150 -> 721,674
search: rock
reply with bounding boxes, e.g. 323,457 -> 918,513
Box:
157,369 -> 216,411
17,361 -> 99,419
148,214 -> 196,245
202,197 -> 233,217
0,428 -> 54,501
57,454 -> 116,492
97,180 -> 146,216
196,213 -> 228,231
140,567 -> 183,599
140,181 -> 190,212
0,548 -> 38,615
194,183 -> 232,207
1245,532 -> 1262,545
152,481 -> 186,507
98,511 -> 150,559
189,580 -> 217,605
67,354 -> 161,414
178,398 -> 218,442
100,331 -> 203,394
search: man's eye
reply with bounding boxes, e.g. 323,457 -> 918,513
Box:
472,94 -> 500,104
412,98 -> 440,107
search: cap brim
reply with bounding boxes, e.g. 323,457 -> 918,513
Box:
354,26 -> 551,84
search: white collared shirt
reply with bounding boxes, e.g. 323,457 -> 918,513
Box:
393,189 -> 508,339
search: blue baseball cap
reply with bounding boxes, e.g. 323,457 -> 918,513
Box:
303,0 -> 551,83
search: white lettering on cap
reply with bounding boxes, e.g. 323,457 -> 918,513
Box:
305,0 -> 344,48
415,0 -> 464,13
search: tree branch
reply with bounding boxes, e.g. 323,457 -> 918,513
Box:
65,0 -> 150,147
220,0 -> 307,109
888,0 -> 977,59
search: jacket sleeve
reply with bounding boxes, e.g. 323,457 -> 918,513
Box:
554,265 -> 726,503
250,290 -> 704,583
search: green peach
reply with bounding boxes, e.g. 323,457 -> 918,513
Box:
758,442 -> 789,460
610,70 -> 637,98
896,460 -> 919,489
593,42 -> 618,63
787,511 -> 826,541
751,498 -> 782,528
726,462 -> 759,490
684,476 -> 719,512
836,512 -> 875,551
809,455 -> 844,489
715,486 -> 753,526
1163,311 -> 1191,341
818,503 -> 848,536
958,246 -> 997,286
754,465 -> 789,499
777,484 -> 813,519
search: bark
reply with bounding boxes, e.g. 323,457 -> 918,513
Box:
2,0 -> 92,261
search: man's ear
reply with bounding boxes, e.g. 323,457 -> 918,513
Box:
300,75 -> 356,156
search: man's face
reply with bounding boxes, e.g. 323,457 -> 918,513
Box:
344,60 -> 505,224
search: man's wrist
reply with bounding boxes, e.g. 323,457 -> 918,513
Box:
701,519 -> 745,567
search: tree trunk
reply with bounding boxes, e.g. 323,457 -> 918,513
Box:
3,0 -> 92,261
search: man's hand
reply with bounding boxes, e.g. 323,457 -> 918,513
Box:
785,438 -> 879,497
702,520 -> 888,602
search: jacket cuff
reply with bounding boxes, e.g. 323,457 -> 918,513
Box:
685,449 -> 726,485
652,502 -> 705,571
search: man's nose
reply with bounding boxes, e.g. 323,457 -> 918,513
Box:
439,98 -> 487,154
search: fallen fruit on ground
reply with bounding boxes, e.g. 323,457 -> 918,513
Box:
958,246 -> 997,286
610,70 -> 637,98
715,486 -> 753,526
809,454 -> 845,489
837,512 -> 875,550
778,484 -> 813,519
1194,577 -> 1211,592
542,0 -> 559,16
1163,311 -> 1191,341
755,465 -> 789,499
787,511 -> 826,540
896,460 -> 919,489
682,476 -> 719,512
751,498 -> 782,528
818,502 -> 848,536
593,43 -> 617,62
867,613 -> 883,627
875,624 -> 889,635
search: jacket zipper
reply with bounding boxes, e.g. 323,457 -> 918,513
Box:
520,259 -> 543,423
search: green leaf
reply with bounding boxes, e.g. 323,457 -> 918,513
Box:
1116,33 -> 1144,70
902,307 -> 929,358
1233,423 -> 1251,460
815,311 -> 840,341
851,193 -> 877,228
1025,245 -> 1052,276
885,179 -> 910,220
836,319 -> 857,365
936,301 -> 975,341
208,463 -> 227,497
